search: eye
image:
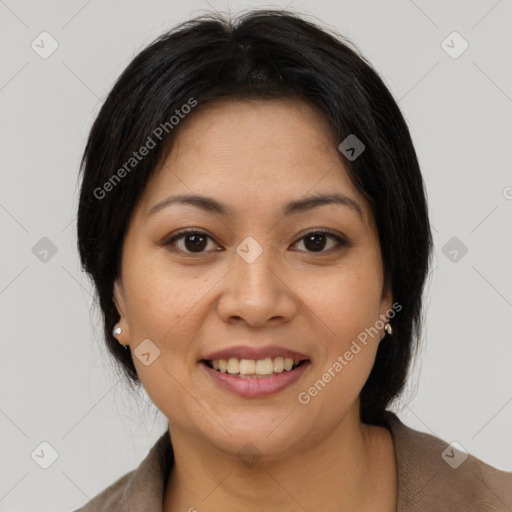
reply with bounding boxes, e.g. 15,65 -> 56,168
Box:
291,229 -> 348,254
164,230 -> 220,255
164,229 -> 347,256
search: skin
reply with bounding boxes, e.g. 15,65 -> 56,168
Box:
113,97 -> 397,511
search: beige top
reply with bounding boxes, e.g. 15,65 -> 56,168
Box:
73,411 -> 512,511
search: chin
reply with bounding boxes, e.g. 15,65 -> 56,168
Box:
199,411 -> 313,462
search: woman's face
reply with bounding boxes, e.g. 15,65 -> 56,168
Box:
113,97 -> 392,459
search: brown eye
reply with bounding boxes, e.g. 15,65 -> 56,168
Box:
182,233 -> 208,252
164,229 -> 347,256
165,230 -> 218,254
292,231 -> 347,254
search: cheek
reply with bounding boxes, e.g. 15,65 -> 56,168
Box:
123,261 -> 210,334
302,273 -> 382,406
308,265 -> 383,339
122,262 -> 214,389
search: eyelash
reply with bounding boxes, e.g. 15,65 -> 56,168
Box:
163,229 -> 348,256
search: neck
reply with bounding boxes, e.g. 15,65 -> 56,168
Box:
163,406 -> 397,512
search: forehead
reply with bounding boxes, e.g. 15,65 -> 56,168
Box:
137,98 -> 373,229
168,97 -> 339,166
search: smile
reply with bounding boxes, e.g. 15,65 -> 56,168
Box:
204,356 -> 303,377
200,357 -> 310,398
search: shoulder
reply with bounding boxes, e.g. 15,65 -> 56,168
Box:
383,411 -> 512,511
72,430 -> 173,511
72,470 -> 135,511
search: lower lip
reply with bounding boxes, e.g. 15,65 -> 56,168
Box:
200,361 -> 310,398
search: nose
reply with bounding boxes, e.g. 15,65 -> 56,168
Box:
216,238 -> 299,327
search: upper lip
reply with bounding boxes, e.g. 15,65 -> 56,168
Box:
202,345 -> 310,361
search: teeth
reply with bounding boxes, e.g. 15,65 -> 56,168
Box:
273,357 -> 284,373
227,358 -> 239,374
208,357 -> 302,376
255,358 -> 273,375
239,359 -> 255,374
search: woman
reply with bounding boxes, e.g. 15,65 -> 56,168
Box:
74,9 -> 511,511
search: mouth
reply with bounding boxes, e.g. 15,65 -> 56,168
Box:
201,357 -> 307,378
199,356 -> 311,398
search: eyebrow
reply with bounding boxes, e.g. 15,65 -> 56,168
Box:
147,192 -> 364,221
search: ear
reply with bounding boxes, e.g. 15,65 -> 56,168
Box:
379,280 -> 394,341
112,279 -> 129,342
380,276 -> 393,314
113,279 -> 126,316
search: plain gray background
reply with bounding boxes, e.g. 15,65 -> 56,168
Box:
1,0 -> 511,510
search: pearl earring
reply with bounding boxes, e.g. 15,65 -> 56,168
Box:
112,324 -> 129,350
384,322 -> 392,336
